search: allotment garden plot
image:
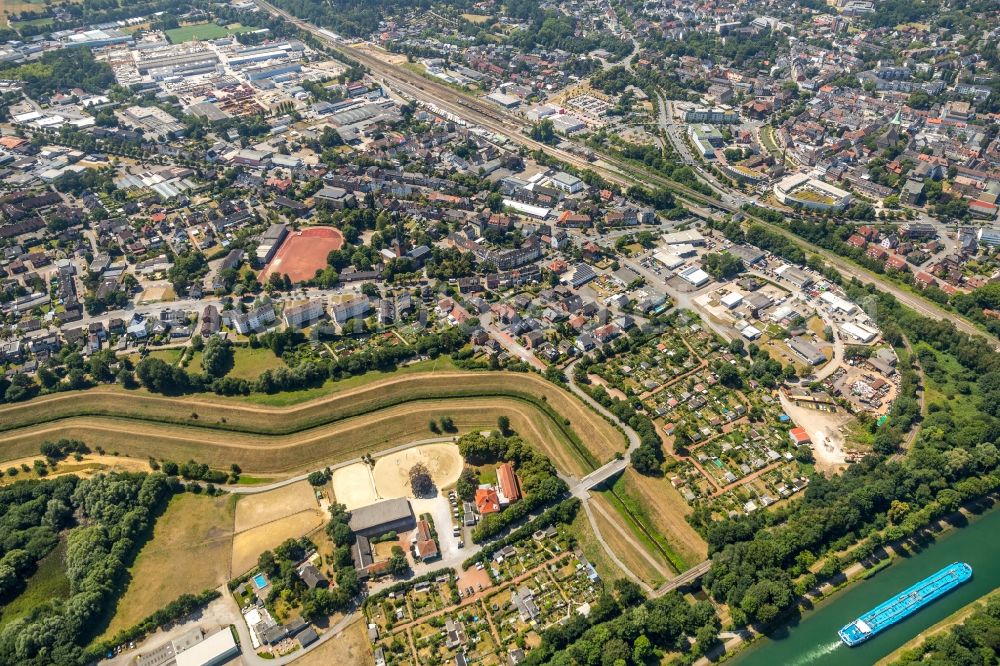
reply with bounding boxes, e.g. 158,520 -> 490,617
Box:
590,311 -> 815,522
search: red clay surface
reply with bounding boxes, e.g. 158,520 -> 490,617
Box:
259,226 -> 344,283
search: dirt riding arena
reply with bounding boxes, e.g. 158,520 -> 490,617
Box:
330,462 -> 379,510
372,443 -> 464,498
230,480 -> 325,574
259,226 -> 344,284
331,443 -> 464,509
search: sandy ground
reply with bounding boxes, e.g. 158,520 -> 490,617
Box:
588,374 -> 628,401
352,42 -> 408,64
137,282 -> 173,304
779,392 -> 850,471
371,442 -> 464,499
0,453 -> 151,485
234,480 -> 319,532
294,616 -> 371,665
330,462 -> 379,510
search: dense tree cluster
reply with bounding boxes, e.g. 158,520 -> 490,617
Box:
167,251 -> 208,296
0,48 -> 113,99
0,475 -> 77,603
522,586 -> 719,665
200,336 -> 234,378
0,472 -> 176,665
457,432 -> 568,542
700,251 -> 744,280
256,534 -> 355,622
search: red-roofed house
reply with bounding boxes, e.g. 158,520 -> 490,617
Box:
789,427 -> 811,445
847,234 -> 867,249
867,245 -> 888,261
497,462 -> 521,505
412,519 -> 439,561
887,255 -> 908,271
475,488 -> 500,515
915,272 -> 937,289
858,225 -> 878,240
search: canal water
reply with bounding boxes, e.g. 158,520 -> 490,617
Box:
732,506 -> 1000,666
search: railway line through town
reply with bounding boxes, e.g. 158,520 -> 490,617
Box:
256,0 -> 994,345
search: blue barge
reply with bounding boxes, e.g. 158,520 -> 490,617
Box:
838,562 -> 972,646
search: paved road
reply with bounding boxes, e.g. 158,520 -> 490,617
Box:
125,4 -> 1000,349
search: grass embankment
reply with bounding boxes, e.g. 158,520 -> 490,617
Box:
598,474 -> 686,575
0,371 -> 623,477
874,588 -> 1000,666
589,495 -> 667,587
569,510 -> 628,583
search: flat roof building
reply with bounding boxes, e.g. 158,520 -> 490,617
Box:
788,336 -> 827,366
679,265 -> 711,287
348,498 -> 414,537
174,628 -> 239,666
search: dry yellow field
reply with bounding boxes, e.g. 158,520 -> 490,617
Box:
231,510 -> 325,575
0,372 -> 622,478
234,480 -> 319,532
294,616 -> 371,665
620,469 -> 708,565
101,493 -> 236,638
590,497 -> 666,587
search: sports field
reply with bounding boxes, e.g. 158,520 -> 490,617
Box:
166,22 -> 251,43
0,371 -> 623,477
258,226 -> 344,284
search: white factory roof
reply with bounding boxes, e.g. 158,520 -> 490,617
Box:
174,628 -> 239,666
653,250 -> 685,269
678,266 -> 710,287
820,290 -> 856,314
721,292 -> 744,308
841,321 -> 877,343
502,199 -> 549,219
661,229 -> 705,245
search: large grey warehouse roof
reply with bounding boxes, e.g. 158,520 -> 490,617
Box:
348,497 -> 413,533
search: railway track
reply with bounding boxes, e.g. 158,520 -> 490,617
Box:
257,0 -> 993,343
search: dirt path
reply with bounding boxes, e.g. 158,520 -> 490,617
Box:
581,499 -> 652,593
589,496 -> 672,580
893,335 -> 926,460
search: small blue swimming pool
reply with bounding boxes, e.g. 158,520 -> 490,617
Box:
253,573 -> 268,589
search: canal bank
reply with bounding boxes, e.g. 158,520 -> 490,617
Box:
729,504 -> 1000,666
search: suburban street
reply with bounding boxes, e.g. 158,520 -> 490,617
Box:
254,0 -> 994,347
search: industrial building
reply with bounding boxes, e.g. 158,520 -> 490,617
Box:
788,336 -> 827,366
348,498 -> 415,537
